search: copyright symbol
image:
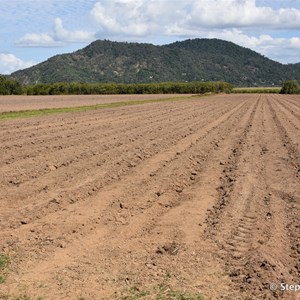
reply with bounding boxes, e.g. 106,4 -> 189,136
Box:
270,283 -> 278,291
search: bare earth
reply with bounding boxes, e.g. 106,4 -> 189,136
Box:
0,94 -> 193,112
0,94 -> 299,300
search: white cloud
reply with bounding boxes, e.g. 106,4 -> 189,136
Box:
11,0 -> 300,63
0,53 -> 36,74
52,18 -> 95,43
186,0 -> 300,29
90,0 -> 300,36
17,33 -> 63,48
90,0 -> 300,63
91,1 -> 150,37
16,18 -> 95,47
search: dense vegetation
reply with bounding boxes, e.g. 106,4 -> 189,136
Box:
2,75 -> 299,96
11,39 -> 300,87
280,80 -> 300,94
0,75 -> 22,95
232,87 -> 280,94
0,80 -> 233,95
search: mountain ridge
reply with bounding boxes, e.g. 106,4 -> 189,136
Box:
11,38 -> 300,86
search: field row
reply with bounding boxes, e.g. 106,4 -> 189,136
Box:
0,94 -> 299,300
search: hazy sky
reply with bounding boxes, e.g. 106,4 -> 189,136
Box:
1,0 -> 300,74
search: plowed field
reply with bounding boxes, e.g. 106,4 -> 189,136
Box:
0,94 -> 299,300
0,94 -> 192,112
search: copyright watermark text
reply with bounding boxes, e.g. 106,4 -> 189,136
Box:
270,283 -> 300,292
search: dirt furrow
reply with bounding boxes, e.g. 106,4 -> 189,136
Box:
0,97 -> 237,173
205,96 -> 299,300
0,95 -> 227,144
0,98 -> 233,179
272,95 -> 300,125
0,99 -> 215,161
268,97 -> 300,152
0,96 -> 252,299
274,96 -> 300,121
1,94 -> 299,300
116,96 -> 262,300
267,98 -> 300,170
0,100 -> 239,229
265,97 -> 300,298
281,96 -> 300,110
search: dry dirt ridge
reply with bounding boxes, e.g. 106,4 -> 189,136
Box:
0,94 -> 299,300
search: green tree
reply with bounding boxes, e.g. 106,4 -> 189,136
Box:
280,80 -> 300,94
0,75 -> 23,95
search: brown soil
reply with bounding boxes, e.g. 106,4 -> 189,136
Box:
0,94 -> 299,300
0,94 -> 193,112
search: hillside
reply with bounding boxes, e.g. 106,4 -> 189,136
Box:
11,39 -> 300,86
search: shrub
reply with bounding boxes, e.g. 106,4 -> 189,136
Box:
0,75 -> 23,95
280,80 -> 300,94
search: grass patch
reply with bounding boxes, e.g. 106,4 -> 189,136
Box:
0,254 -> 10,284
0,95 -> 204,121
0,255 -> 9,270
116,271 -> 206,300
121,284 -> 205,300
232,87 -> 280,94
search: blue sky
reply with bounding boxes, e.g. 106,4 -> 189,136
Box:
1,0 -> 300,74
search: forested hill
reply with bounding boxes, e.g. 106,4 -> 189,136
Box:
11,38 -> 300,86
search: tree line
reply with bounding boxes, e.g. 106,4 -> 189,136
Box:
0,77 -> 234,95
1,75 -> 299,95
